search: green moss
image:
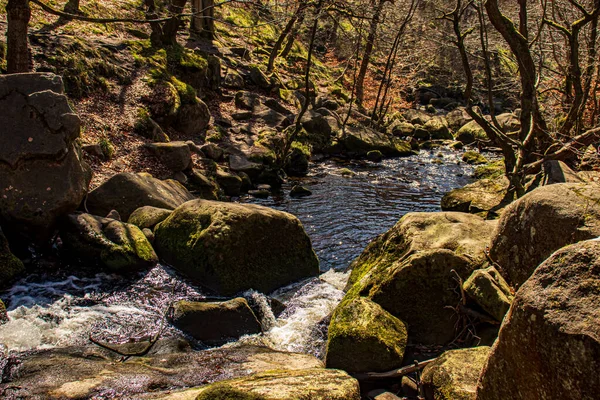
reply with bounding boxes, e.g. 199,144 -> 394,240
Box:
196,384 -> 267,400
339,168 -> 356,177
99,138 -> 115,160
206,126 -> 226,143
462,151 -> 488,165
474,160 -> 505,180
291,141 -> 312,157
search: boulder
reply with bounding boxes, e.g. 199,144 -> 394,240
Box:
249,65 -> 270,89
488,183 -> 600,288
421,347 -> 491,400
264,98 -> 293,115
541,160 -> 583,185
170,298 -> 262,345
174,101 -> 211,136
216,168 -> 243,196
423,116 -> 453,140
0,73 -> 91,241
462,151 -> 488,165
446,108 -> 473,131
127,206 -> 173,230
403,109 -> 432,125
463,267 -> 514,322
229,154 -> 264,179
284,148 -> 309,177
154,200 -> 319,296
194,369 -> 360,400
235,91 -> 262,110
345,212 -> 496,345
340,126 -> 414,157
200,143 -> 224,161
476,240 -> 600,400
87,173 -> 195,221
187,170 -> 219,200
495,112 -> 520,133
223,70 -> 245,89
456,121 -> 487,145
290,185 -> 312,197
254,108 -> 287,127
326,297 -> 407,373
0,226 -> 25,288
389,121 -> 415,138
60,213 -> 158,273
441,177 -> 511,219
145,142 -> 192,172
367,150 -> 384,162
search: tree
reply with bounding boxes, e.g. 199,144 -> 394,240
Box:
6,0 -> 32,73
191,0 -> 216,39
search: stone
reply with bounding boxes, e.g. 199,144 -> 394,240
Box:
82,143 -> 104,159
187,170 -> 219,200
170,298 -> 262,345
462,151 -> 488,165
200,143 -> 224,161
389,121 -> 415,138
249,189 -> 270,198
441,176 -> 511,219
488,183 -> 600,288
0,226 -> 25,288
145,142 -> 193,172
229,154 -> 264,178
456,121 -> 487,144
421,346 -> 491,400
254,108 -> 287,127
127,206 -> 173,230
446,108 -> 473,132
142,228 -> 155,244
284,148 -> 309,177
60,213 -> 158,273
0,73 -> 91,241
403,109 -> 432,125
173,171 -> 188,185
423,116 -> 453,140
223,70 -> 245,89
216,169 -> 243,196
541,160 -> 583,185
249,65 -> 271,89
326,297 -> 407,373
290,185 -> 312,197
232,111 -> 253,121
476,240 -> 600,400
463,267 -> 514,322
174,101 -> 211,136
230,47 -> 252,60
235,91 -> 262,110
264,98 -> 292,115
495,112 -> 520,133
194,369 -> 360,400
87,173 -> 196,221
344,212 -> 496,345
105,209 -> 121,221
0,299 -> 7,324
367,150 -> 384,162
154,200 -> 319,296
340,125 -> 414,157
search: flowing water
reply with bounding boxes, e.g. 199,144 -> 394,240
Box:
0,149 -> 475,358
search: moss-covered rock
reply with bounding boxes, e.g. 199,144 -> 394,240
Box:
441,177 -> 511,219
194,369 -> 360,400
154,200 -> 319,296
421,346 -> 491,400
423,116 -> 453,140
0,226 -> 25,288
340,125 -> 414,157
462,151 -> 488,165
61,213 -> 158,273
345,212 -> 496,345
127,206 -> 173,230
170,298 -> 262,345
456,121 -> 487,144
389,120 -> 415,138
463,267 -> 514,322
326,297 -> 407,373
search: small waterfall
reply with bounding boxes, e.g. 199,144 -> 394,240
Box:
244,290 -> 277,331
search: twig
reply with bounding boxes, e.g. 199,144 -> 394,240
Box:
351,358 -> 436,381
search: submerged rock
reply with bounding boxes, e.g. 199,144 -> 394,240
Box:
154,200 -> 319,296
0,226 -> 25,288
326,297 -> 407,373
489,183 -> 600,288
421,346 -> 491,400
60,213 -> 158,273
0,73 -> 91,241
170,298 -> 262,345
290,185 -> 312,197
87,172 -> 195,221
477,240 -> 600,400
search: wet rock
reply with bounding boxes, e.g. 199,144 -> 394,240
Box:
477,240 -> 600,400
200,143 -> 224,161
60,213 -> 158,273
326,297 -> 407,373
441,176 -> 511,219
344,212 -> 496,345
463,267 -> 514,322
423,116 -> 453,140
128,206 -> 173,230
154,200 -> 319,296
249,189 -> 270,198
174,100 -> 211,136
367,150 -> 384,162
0,226 -> 25,288
421,346 -> 491,400
456,121 -> 487,145
340,125 -> 414,157
489,183 -> 600,288
193,368 -> 360,400
170,298 -> 262,345
216,168 -> 243,196
290,185 -> 312,197
145,142 -> 193,172
87,172 -> 195,221
0,73 -> 91,241
462,151 -> 488,165
0,343 -> 323,399
284,148 -> 309,177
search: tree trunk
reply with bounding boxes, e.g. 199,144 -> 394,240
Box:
162,0 -> 188,45
267,3 -> 304,72
355,0 -> 386,105
280,11 -> 305,58
63,0 -> 80,14
192,0 -> 215,39
6,0 -> 32,74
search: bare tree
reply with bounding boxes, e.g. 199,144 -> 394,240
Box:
6,0 -> 32,73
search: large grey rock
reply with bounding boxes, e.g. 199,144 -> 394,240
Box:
489,183 -> 600,288
0,73 -> 91,241
154,200 -> 319,296
87,173 -> 196,221
174,100 -> 211,136
477,240 -> 600,400
145,141 -> 192,172
340,125 -> 414,157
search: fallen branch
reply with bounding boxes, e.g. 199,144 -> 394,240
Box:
351,358 -> 436,381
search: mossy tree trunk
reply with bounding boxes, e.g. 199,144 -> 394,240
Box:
6,0 -> 32,73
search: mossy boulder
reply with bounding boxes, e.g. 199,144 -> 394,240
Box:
60,213 -> 158,273
0,226 -> 24,288
463,267 -> 514,322
345,212 -> 496,345
154,200 -> 319,296
441,176 -> 511,219
127,206 -> 173,230
87,172 -> 195,221
145,141 -> 192,172
462,151 -> 488,165
456,121 -> 487,144
389,120 -> 415,138
326,297 -> 407,373
195,369 -> 360,400
477,240 -> 600,400
170,298 -> 262,345
175,100 -> 211,136
340,126 -> 414,157
421,346 -> 491,400
367,150 -> 384,162
489,183 -> 600,288
423,116 -> 453,140
187,169 -> 219,200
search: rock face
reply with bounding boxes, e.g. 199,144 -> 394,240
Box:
87,173 -> 196,221
441,177 -> 511,219
170,298 -> 262,345
326,297 -> 407,373
489,183 -> 600,288
154,200 -> 319,296
194,369 -> 360,400
0,226 -> 25,287
344,212 -> 496,345
0,73 -> 91,241
60,213 -> 158,273
421,347 -> 491,400
476,240 -> 600,400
